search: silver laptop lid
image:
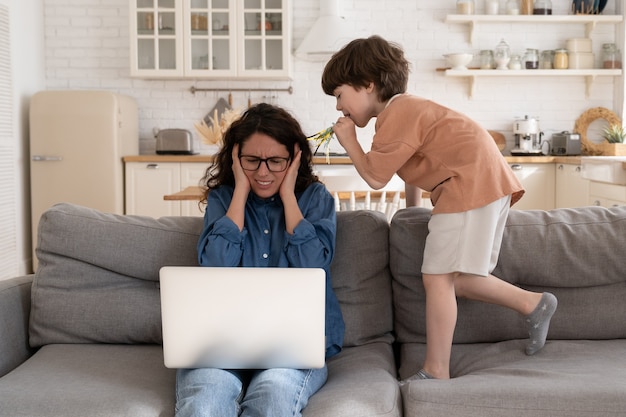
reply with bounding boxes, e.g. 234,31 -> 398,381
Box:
159,266 -> 326,369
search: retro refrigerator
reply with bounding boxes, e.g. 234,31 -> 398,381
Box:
29,90 -> 138,268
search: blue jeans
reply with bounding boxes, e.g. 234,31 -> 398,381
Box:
175,366 -> 328,417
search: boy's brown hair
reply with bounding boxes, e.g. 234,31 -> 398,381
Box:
321,35 -> 410,102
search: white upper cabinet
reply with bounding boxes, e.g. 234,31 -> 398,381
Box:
130,0 -> 291,79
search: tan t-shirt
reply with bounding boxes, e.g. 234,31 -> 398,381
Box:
362,95 -> 524,214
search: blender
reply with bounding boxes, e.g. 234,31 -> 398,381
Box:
511,115 -> 544,155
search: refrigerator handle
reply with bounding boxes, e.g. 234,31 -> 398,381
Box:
32,155 -> 63,162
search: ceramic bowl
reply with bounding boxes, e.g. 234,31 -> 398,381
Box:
444,53 -> 473,70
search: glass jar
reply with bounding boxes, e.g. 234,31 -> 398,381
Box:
494,39 -> 511,70
480,50 -> 495,69
485,0 -> 499,15
506,0 -> 520,14
553,49 -> 568,69
456,0 -> 475,14
540,50 -> 554,69
602,43 -> 622,69
533,0 -> 552,14
520,0 -> 533,15
524,48 -> 539,69
509,54 -> 522,69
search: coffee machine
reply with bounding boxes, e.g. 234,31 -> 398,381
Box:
511,115 -> 544,155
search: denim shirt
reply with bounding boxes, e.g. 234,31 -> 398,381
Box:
197,182 -> 345,358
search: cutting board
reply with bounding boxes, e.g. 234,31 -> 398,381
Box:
488,130 -> 506,151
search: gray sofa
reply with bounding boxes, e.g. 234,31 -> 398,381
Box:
0,202 -> 625,417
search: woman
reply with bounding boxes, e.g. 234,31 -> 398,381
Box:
176,103 -> 345,417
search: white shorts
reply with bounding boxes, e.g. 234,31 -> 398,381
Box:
421,195 -> 511,277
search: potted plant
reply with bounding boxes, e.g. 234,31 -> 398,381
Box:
601,123 -> 626,156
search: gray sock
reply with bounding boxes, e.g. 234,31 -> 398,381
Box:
399,368 -> 435,385
525,292 -> 558,355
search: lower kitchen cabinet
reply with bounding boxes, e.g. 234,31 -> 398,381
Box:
125,161 -> 207,217
555,163 -> 590,208
588,181 -> 626,208
509,163 -> 555,210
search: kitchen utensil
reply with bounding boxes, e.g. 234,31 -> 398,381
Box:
566,38 -> 592,53
551,131 -> 581,155
156,128 -> 196,155
568,52 -> 594,69
572,0 -> 606,14
203,97 -> 232,125
443,53 -> 473,70
511,115 -> 544,156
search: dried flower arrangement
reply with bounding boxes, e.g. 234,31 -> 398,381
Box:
195,107 -> 242,149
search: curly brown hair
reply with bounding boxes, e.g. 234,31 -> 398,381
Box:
199,103 -> 319,202
321,35 -> 410,102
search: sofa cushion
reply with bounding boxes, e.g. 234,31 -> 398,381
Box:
390,206 -> 626,344
333,210 -> 394,347
30,203 -> 202,347
304,342 -> 401,417
0,344 -> 175,417
399,339 -> 626,417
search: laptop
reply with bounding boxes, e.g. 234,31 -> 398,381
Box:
159,266 -> 326,370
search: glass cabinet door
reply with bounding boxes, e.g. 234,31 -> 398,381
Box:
240,0 -> 289,77
131,0 -> 184,76
185,0 -> 237,76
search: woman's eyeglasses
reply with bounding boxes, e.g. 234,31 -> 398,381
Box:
239,155 -> 290,172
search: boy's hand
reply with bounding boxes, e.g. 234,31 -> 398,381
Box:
333,116 -> 358,148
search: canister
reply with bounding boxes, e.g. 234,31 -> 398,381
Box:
480,50 -> 495,69
602,43 -> 622,69
456,0 -> 475,14
524,48 -> 539,69
553,49 -> 568,69
540,50 -> 554,69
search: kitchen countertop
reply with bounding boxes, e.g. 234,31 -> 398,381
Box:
124,155 -> 583,165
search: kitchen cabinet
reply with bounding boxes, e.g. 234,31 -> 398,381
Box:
444,14 -> 623,98
509,163 -> 555,210
125,161 -> 207,217
129,0 -> 291,79
555,163 -> 590,208
588,181 -> 626,207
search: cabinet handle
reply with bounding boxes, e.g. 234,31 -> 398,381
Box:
593,200 -> 601,206
32,155 -> 63,162
557,164 -> 564,170
575,166 -> 582,172
510,164 -> 523,171
147,163 -> 159,169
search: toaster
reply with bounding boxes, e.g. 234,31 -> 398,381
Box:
550,131 -> 581,156
156,129 -> 197,155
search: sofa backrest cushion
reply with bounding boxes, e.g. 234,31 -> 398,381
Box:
30,203 -> 203,347
30,203 -> 394,349
333,210 -> 394,347
390,206 -> 626,344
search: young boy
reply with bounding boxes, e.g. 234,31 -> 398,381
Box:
321,35 -> 557,380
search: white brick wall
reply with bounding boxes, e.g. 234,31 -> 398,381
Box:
42,0 -> 623,154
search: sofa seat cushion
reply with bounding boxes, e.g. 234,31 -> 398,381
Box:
399,339 -> 626,417
0,344 -> 175,417
304,342 -> 401,417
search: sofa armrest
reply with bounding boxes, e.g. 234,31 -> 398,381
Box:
0,275 -> 35,377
